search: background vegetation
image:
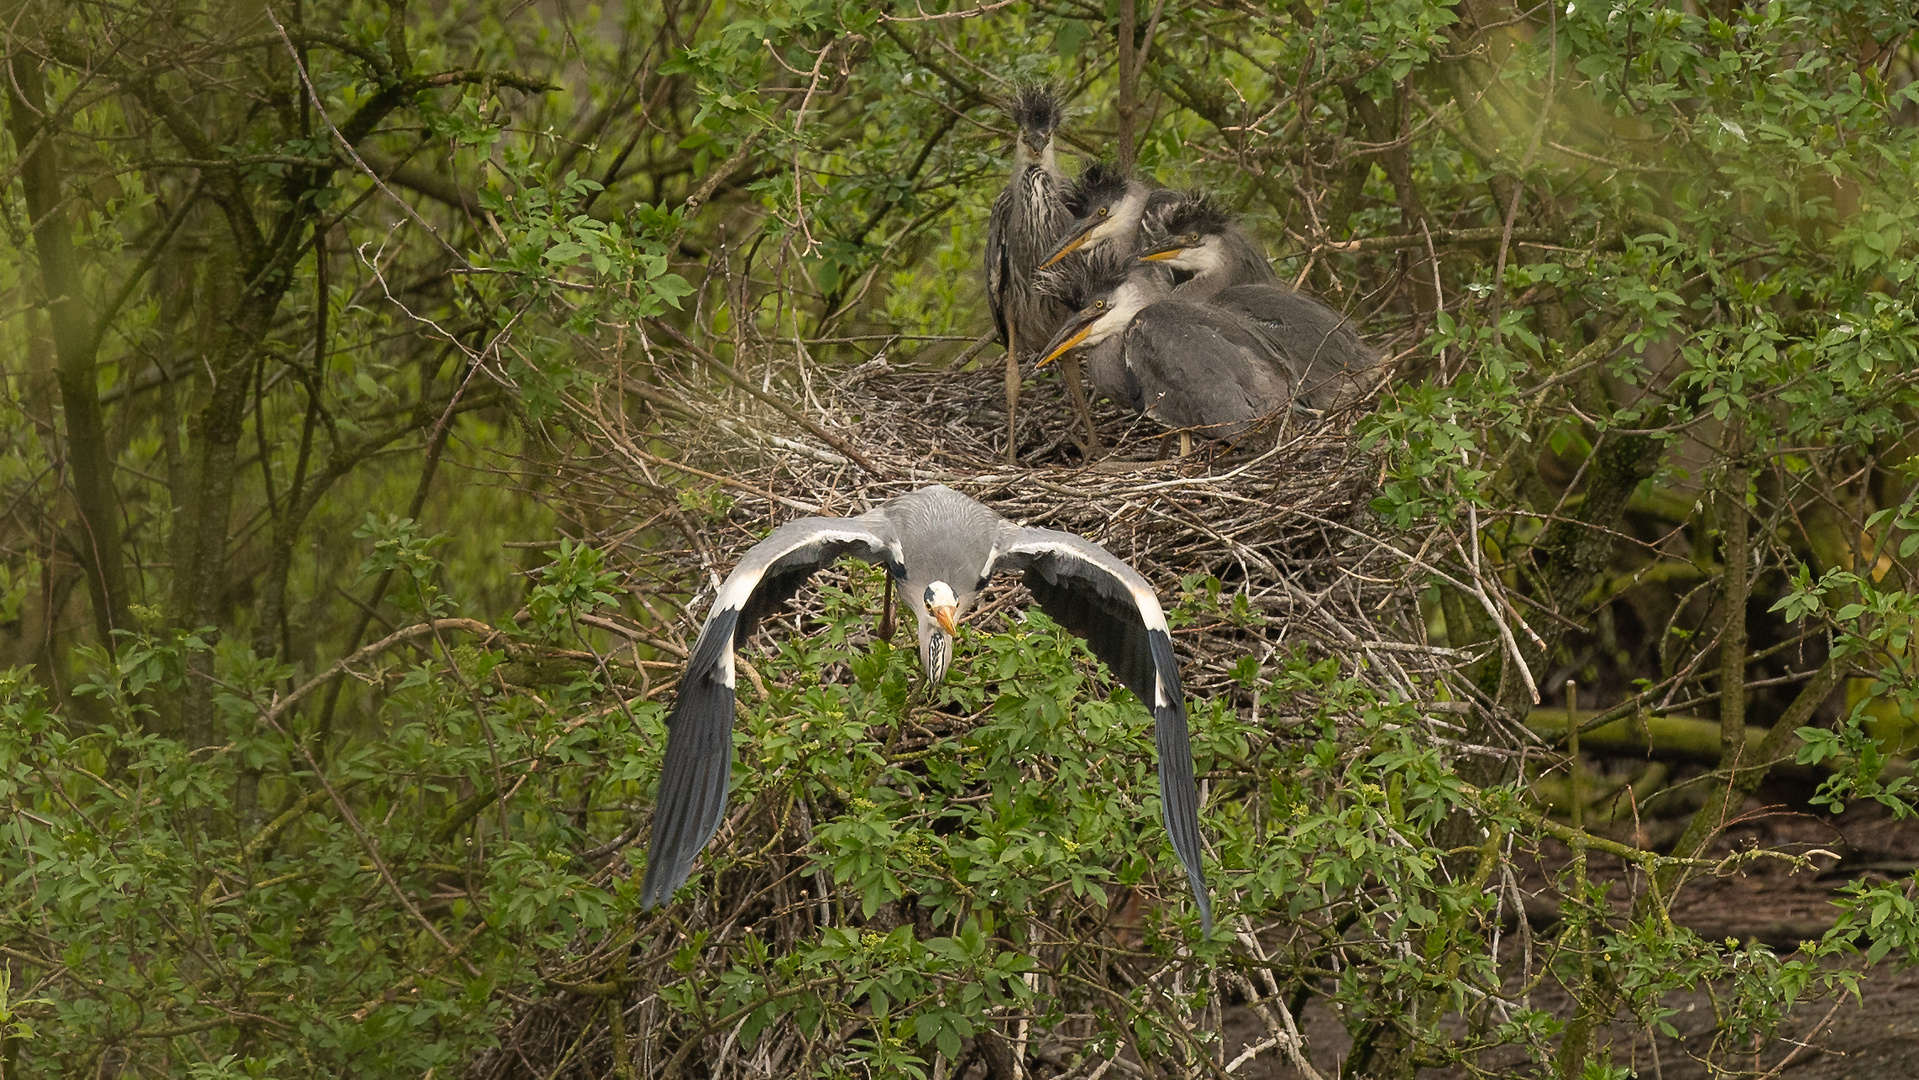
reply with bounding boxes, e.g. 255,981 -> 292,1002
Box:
4,0 -> 1919,1076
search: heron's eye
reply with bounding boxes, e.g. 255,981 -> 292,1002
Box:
1098,207 -> 1109,217
1094,300 -> 1105,309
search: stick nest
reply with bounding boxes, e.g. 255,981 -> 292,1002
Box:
554,347 -> 1465,709
473,343 -> 1485,1079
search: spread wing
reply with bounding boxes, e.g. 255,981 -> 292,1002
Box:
990,524 -> 1212,932
986,187 -> 1014,348
640,515 -> 901,909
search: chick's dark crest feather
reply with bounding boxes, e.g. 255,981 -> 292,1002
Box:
1155,192 -> 1233,241
1007,83 -> 1064,134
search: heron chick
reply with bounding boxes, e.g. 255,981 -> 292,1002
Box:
1039,162 -> 1185,270
1037,260 -> 1297,441
987,85 -> 1096,455
1136,203 -> 1383,413
1136,194 -> 1280,298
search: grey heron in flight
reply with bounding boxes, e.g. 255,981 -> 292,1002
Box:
986,85 -> 1099,457
639,484 -> 1213,932
1035,261 -> 1298,443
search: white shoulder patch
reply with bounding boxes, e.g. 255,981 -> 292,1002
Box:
713,525 -> 884,614
1130,584 -> 1170,633
713,568 -> 760,615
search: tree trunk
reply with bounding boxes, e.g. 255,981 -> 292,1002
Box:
1717,442 -> 1751,765
1115,0 -> 1138,173
6,49 -> 130,650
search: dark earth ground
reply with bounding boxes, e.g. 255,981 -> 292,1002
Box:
1211,775 -> 1919,1079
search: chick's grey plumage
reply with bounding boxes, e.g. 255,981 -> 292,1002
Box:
1134,198 -> 1381,413
640,485 -> 1212,931
987,86 -> 1073,362
1215,284 -> 1382,412
1038,260 -> 1299,440
1125,296 -> 1298,438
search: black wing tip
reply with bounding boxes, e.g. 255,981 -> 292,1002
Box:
641,661 -> 740,915
1147,624 -> 1208,935
638,862 -> 684,910
1194,883 -> 1215,935
1170,818 -> 1213,936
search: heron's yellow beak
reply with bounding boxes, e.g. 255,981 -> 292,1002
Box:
1039,226 -> 1094,269
932,604 -> 959,636
1036,324 -> 1091,369
1137,235 -> 1193,262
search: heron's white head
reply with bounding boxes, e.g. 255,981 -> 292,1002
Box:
1041,185 -> 1148,269
924,580 -> 960,635
916,580 -> 961,685
1139,232 -> 1227,275
1034,275 -> 1156,369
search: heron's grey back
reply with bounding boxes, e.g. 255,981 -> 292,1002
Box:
881,485 -> 1004,594
1217,284 -> 1382,411
1125,302 -> 1295,438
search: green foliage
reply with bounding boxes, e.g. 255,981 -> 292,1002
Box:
0,565 -> 649,1073
355,514 -> 456,618
527,540 -> 625,636
6,0 -> 1919,1075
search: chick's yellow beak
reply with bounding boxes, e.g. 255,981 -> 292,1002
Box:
1039,227 -> 1093,269
1036,324 -> 1091,370
932,604 -> 959,636
1137,235 -> 1194,262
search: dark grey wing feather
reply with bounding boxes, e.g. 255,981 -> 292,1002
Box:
639,516 -> 899,909
642,605 -> 739,910
991,525 -> 1212,932
1127,302 -> 1293,439
1215,284 -> 1381,410
986,188 -> 1013,348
